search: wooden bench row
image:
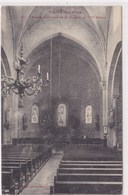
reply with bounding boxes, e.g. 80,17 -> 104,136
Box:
57,167 -> 122,174
55,173 -> 122,182
59,163 -> 122,168
51,159 -> 122,194
61,160 -> 122,164
2,170 -> 15,194
53,181 -> 122,194
50,194 -> 121,195
2,148 -> 52,194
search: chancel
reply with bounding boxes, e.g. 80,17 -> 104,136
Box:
1,6 -> 122,195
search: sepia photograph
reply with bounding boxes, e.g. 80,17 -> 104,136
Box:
1,4 -> 123,195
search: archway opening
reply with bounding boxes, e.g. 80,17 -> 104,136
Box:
20,34 -> 102,141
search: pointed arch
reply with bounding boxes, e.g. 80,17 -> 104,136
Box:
27,33 -> 102,85
1,46 -> 11,76
108,41 -> 122,106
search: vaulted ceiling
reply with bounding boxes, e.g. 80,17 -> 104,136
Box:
1,6 -> 122,79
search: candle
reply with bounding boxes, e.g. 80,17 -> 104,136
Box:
46,72 -> 49,80
38,65 -> 40,74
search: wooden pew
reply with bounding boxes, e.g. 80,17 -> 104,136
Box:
2,160 -> 29,183
2,144 -> 52,193
53,180 -> 122,194
55,173 -> 122,182
2,150 -> 49,173
2,170 -> 15,194
50,194 -> 121,195
59,163 -> 122,168
2,148 -> 52,179
51,144 -> 122,194
3,156 -> 35,176
61,160 -> 122,164
2,165 -> 23,189
52,158 -> 122,194
2,144 -> 52,188
57,167 -> 122,174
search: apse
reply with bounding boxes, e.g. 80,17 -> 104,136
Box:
21,34 -> 101,139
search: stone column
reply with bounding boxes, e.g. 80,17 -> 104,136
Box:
1,96 -> 6,144
12,93 -> 19,139
101,81 -> 108,136
113,95 -> 120,145
1,95 -> 10,144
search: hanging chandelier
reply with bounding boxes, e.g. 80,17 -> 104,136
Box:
1,43 -> 50,103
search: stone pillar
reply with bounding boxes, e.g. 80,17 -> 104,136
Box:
1,95 -> 12,144
1,96 -> 6,144
101,81 -> 108,137
113,95 -> 120,144
12,93 -> 19,139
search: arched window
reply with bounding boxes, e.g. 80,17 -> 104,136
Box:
31,104 -> 39,123
58,104 -> 66,126
85,105 -> 92,124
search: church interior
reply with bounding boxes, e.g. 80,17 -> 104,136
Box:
1,6 -> 122,195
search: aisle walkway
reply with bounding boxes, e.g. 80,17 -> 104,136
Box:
19,154 -> 63,195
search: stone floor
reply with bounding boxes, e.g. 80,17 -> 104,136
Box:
19,154 -> 63,195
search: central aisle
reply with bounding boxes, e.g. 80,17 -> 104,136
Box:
19,154 -> 63,195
